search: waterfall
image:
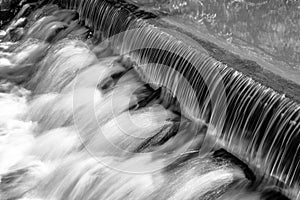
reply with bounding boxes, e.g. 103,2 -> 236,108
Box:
0,0 -> 299,199
56,0 -> 300,192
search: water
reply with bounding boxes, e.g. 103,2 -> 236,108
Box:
130,0 -> 300,71
63,0 -> 300,193
0,1 -> 298,200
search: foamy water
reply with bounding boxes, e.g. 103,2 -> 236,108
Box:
0,2 -> 288,200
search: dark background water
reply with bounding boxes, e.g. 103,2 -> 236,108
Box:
130,0 -> 300,71
0,0 -> 19,27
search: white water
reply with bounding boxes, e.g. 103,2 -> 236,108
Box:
0,3 -> 264,200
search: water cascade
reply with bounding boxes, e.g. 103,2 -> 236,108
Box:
0,0 -> 299,199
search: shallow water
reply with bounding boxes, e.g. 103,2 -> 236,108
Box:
131,0 -> 300,70
0,1 -> 297,200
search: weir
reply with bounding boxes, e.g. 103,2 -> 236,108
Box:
0,0 -> 299,199
55,0 -> 300,194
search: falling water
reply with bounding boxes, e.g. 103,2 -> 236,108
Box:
0,0 -> 298,200
56,0 -> 300,193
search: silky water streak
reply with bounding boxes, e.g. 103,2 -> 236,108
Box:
0,0 -> 299,199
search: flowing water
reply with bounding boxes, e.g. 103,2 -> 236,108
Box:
0,1 -> 299,200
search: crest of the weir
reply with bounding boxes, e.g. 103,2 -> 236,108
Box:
57,0 -> 300,196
